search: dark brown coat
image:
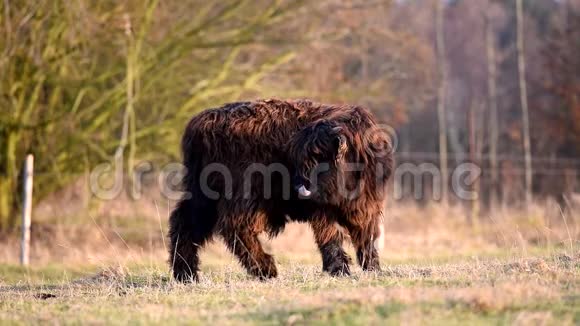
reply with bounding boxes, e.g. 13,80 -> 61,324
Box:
169,99 -> 393,281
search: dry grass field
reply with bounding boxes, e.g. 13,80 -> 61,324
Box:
0,202 -> 578,325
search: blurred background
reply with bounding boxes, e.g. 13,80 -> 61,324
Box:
0,0 -> 579,265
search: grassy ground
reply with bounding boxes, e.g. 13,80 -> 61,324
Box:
0,250 -> 578,325
1,203 -> 578,325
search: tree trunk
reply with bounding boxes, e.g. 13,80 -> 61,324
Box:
486,7 -> 499,210
0,175 -> 13,229
0,130 -> 18,229
516,0 -> 533,206
435,0 -> 449,204
468,99 -> 479,223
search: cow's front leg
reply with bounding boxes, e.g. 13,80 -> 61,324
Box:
310,215 -> 352,276
344,219 -> 381,272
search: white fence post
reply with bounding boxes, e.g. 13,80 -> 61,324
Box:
21,154 -> 33,266
376,222 -> 385,252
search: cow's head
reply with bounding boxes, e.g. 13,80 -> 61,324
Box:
288,121 -> 350,203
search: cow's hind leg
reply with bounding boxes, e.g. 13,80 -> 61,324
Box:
310,215 -> 352,276
169,197 -> 216,282
220,220 -> 277,280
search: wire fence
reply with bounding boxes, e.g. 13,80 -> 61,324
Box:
16,151 -> 580,206
394,152 -> 579,204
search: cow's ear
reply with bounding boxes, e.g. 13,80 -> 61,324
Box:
332,127 -> 347,161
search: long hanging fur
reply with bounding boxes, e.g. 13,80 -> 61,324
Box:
169,99 -> 393,281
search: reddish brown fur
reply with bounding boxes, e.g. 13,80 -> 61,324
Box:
169,99 -> 393,281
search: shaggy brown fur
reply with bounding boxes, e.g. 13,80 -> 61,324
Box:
169,99 -> 393,282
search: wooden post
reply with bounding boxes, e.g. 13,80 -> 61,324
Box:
21,154 -> 33,266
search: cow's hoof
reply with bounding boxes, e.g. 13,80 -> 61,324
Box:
326,262 -> 351,276
250,254 -> 278,280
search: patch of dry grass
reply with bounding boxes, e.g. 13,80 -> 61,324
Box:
2,200 -> 578,265
0,202 -> 578,324
0,252 -> 578,325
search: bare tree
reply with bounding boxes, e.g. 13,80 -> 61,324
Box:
468,98 -> 480,223
486,4 -> 499,209
0,0 -> 307,230
435,0 -> 449,204
516,0 -> 533,206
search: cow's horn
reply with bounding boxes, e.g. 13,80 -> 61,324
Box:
298,185 -> 312,197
